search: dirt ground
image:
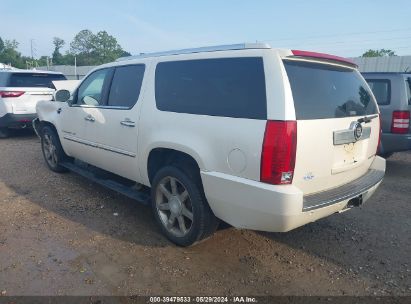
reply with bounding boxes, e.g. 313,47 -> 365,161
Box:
0,130 -> 410,296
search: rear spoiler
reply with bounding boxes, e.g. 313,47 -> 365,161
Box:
289,50 -> 358,68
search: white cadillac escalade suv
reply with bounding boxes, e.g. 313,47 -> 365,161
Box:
34,44 -> 386,246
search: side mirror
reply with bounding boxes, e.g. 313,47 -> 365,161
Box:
54,89 -> 71,102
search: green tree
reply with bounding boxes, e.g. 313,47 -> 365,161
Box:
69,29 -> 127,65
70,29 -> 94,55
0,39 -> 25,68
52,37 -> 65,65
362,49 -> 396,57
91,30 -> 125,63
0,37 -> 4,53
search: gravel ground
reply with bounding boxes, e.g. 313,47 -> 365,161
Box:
0,130 -> 410,296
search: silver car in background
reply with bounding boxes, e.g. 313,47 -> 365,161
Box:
363,72 -> 411,158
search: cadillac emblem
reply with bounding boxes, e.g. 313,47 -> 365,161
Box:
353,122 -> 363,141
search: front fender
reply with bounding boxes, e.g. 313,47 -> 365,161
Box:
36,100 -> 65,128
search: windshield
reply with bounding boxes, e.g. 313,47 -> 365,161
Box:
8,73 -> 66,89
283,60 -> 378,120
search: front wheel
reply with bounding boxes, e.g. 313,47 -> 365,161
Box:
151,166 -> 219,247
40,125 -> 68,173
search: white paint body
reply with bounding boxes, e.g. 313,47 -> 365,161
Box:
36,46 -> 386,232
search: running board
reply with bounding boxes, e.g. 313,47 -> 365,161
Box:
60,161 -> 151,205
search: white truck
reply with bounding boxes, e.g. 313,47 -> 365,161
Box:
34,44 -> 385,246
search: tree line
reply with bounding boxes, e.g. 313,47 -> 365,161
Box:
0,29 -> 397,69
0,29 -> 131,68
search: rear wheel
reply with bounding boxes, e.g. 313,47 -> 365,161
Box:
151,166 -> 219,246
40,125 -> 68,173
0,128 -> 9,138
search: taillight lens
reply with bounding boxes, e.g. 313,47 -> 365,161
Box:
261,120 -> 297,185
0,91 -> 25,98
391,111 -> 410,134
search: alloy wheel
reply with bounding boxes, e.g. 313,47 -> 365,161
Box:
155,176 -> 194,237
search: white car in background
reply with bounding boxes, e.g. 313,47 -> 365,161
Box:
0,69 -> 66,138
34,44 -> 386,246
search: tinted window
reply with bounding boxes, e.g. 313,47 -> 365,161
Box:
8,73 -> 66,88
406,77 -> 411,105
0,72 -> 9,86
155,58 -> 267,119
366,79 -> 391,105
284,60 -> 378,119
108,65 -> 145,108
77,69 -> 111,106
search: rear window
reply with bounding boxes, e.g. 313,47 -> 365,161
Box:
155,57 -> 267,119
366,79 -> 391,105
0,72 -> 9,86
8,73 -> 66,89
284,60 -> 378,120
406,77 -> 411,105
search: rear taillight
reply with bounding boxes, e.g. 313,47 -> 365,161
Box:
391,111 -> 410,134
0,91 -> 25,98
261,120 -> 297,185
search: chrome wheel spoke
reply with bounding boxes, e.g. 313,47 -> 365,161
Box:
51,151 -> 57,165
182,206 -> 193,221
158,203 -> 170,211
159,184 -> 172,200
177,216 -> 187,234
179,190 -> 189,203
170,177 -> 178,195
167,214 -> 176,228
44,146 -> 51,159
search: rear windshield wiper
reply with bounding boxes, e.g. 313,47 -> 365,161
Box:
357,114 -> 378,124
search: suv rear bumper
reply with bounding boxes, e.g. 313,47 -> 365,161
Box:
201,156 -> 385,232
0,113 -> 37,129
380,132 -> 411,154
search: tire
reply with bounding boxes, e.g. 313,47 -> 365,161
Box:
40,125 -> 68,173
0,127 -> 9,139
151,166 -> 219,247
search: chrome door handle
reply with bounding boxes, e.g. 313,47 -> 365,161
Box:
120,120 -> 135,127
84,115 -> 95,122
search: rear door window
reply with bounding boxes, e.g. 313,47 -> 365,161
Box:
155,57 -> 267,119
8,73 -> 66,89
366,79 -> 391,105
107,64 -> 145,108
283,60 -> 378,120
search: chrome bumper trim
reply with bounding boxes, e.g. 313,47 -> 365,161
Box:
303,169 -> 384,211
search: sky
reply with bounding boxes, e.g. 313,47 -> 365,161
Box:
1,0 -> 410,59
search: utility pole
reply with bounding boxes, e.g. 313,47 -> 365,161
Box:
30,39 -> 38,67
30,39 -> 35,59
74,56 -> 77,79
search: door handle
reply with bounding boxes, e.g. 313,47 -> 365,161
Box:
120,120 -> 135,127
84,115 -> 95,122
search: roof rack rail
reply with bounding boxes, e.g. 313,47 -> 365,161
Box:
116,43 -> 271,62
